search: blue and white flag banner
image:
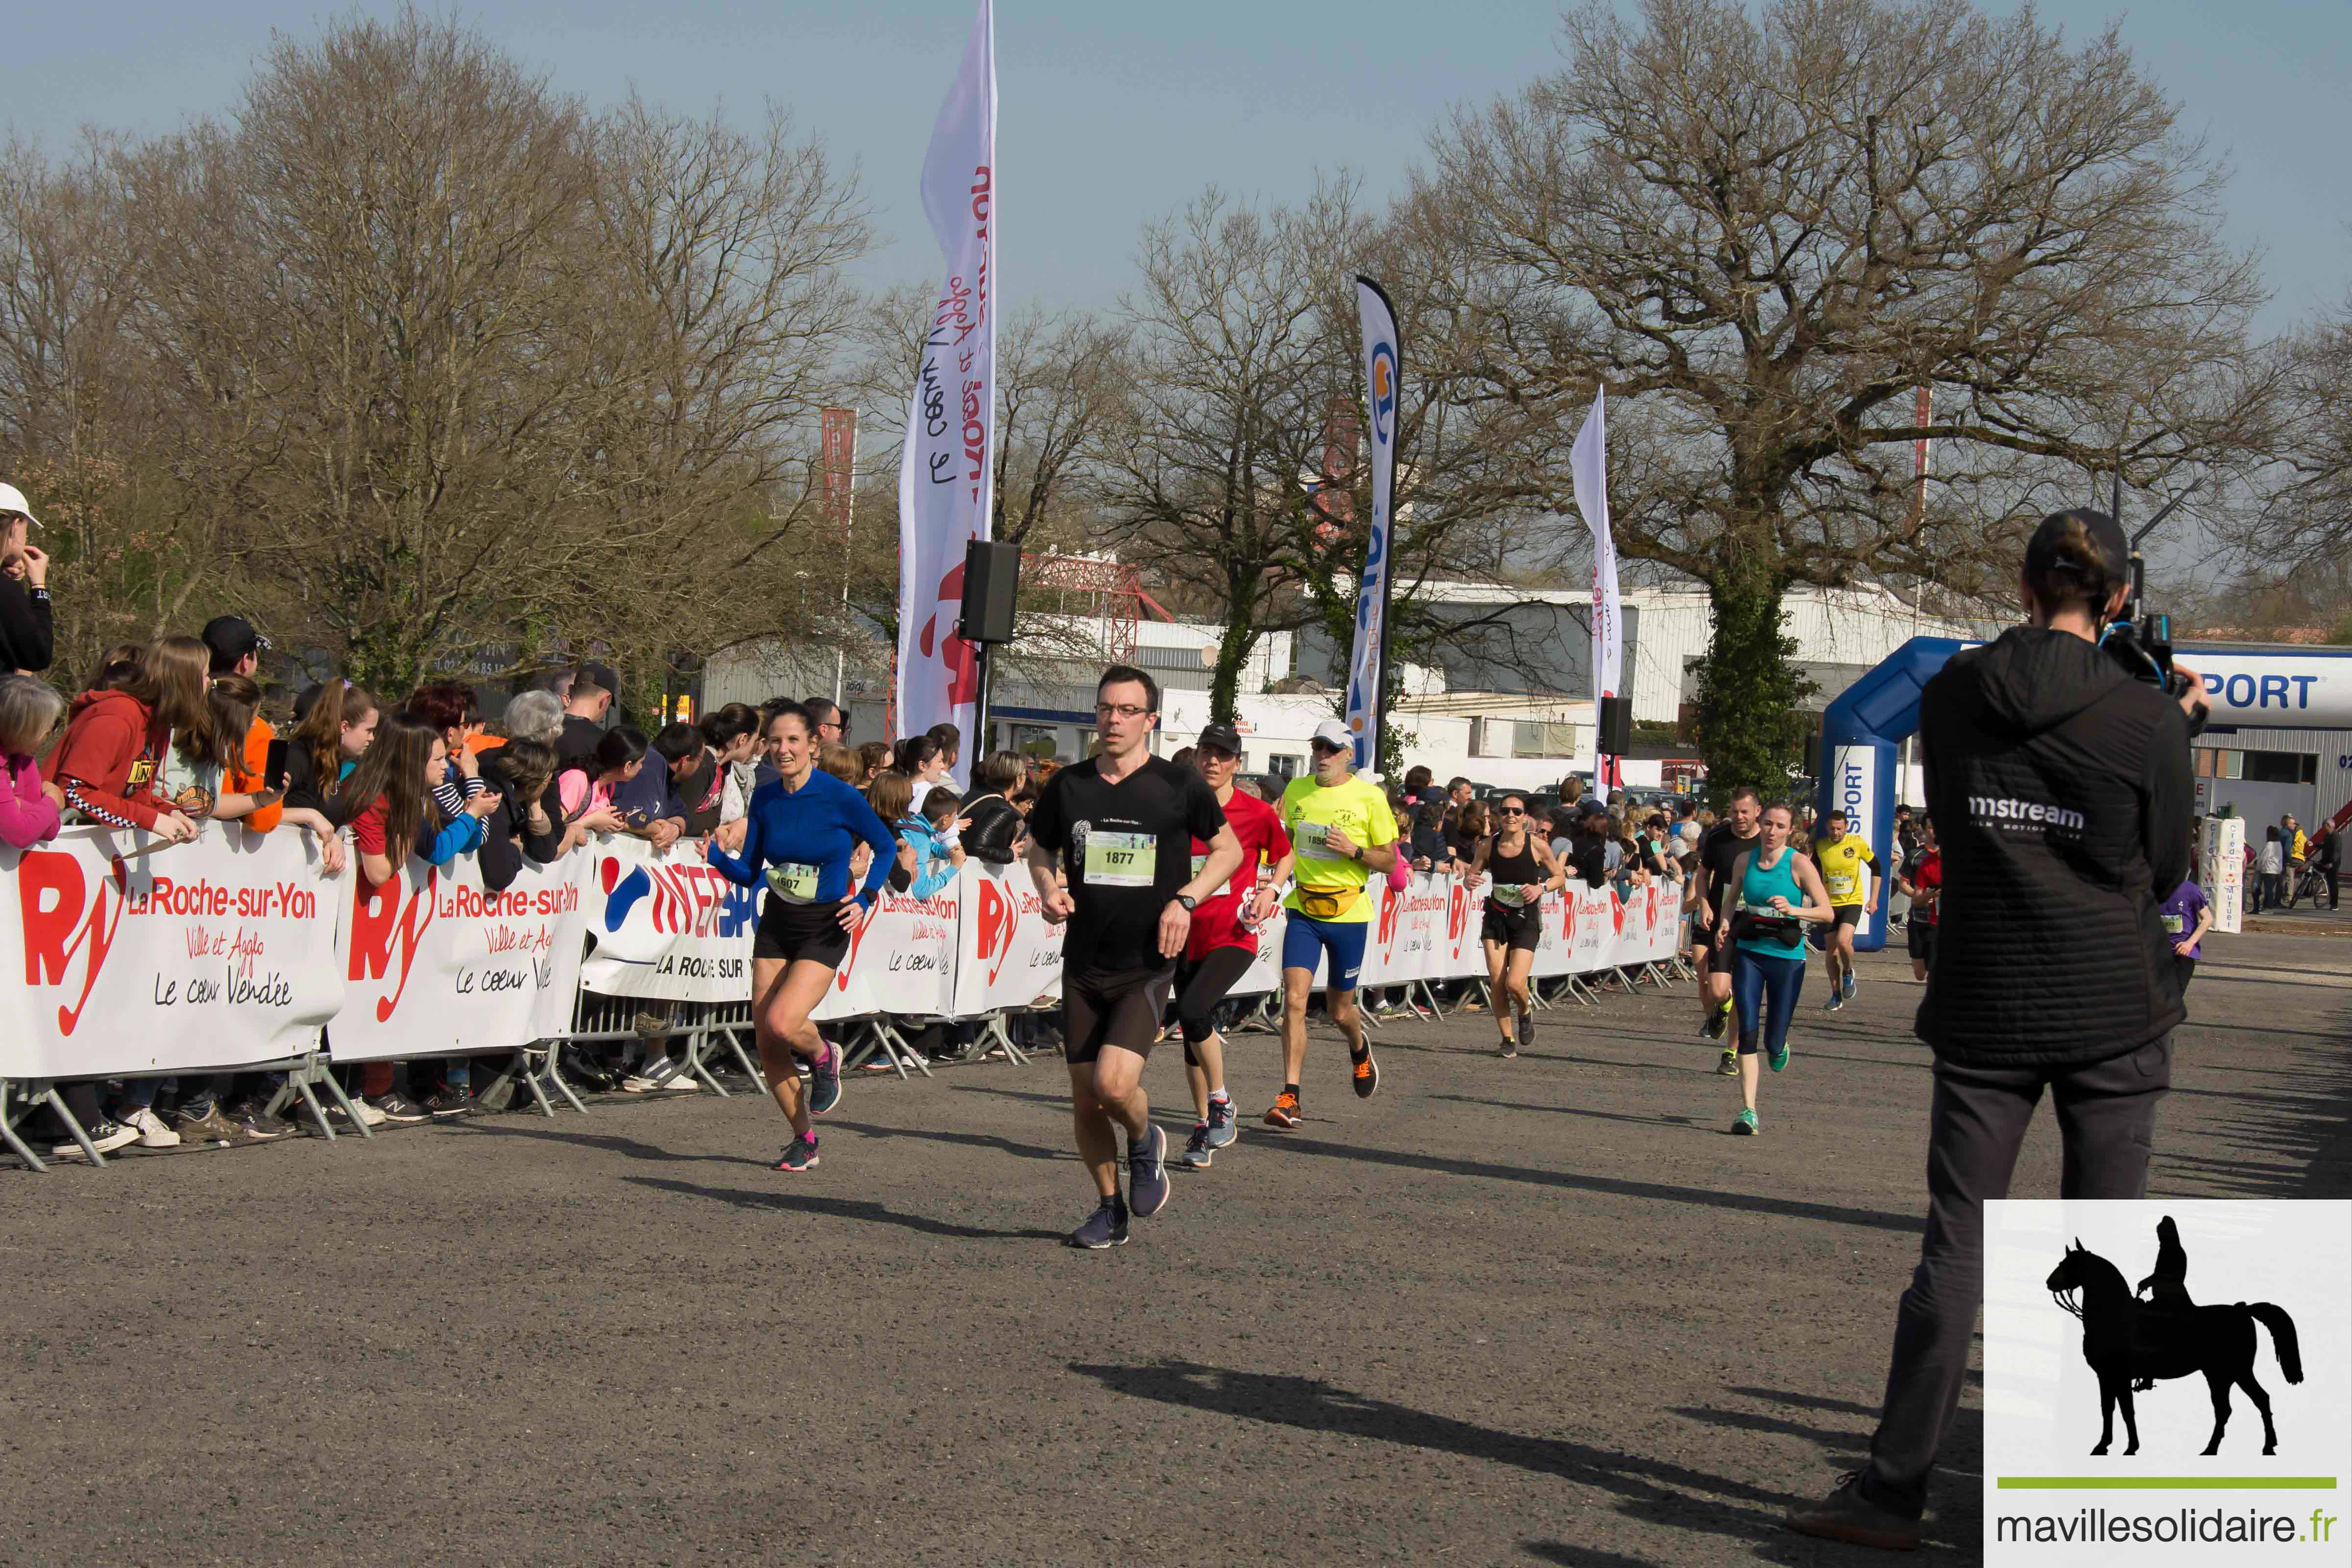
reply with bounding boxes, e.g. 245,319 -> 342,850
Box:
1344,276 -> 1401,772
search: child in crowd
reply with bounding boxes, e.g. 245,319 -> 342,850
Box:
0,674 -> 63,849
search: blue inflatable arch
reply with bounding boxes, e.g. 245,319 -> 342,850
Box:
1813,637 -> 2352,952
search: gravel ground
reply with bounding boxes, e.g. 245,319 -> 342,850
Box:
4,928 -> 2345,1566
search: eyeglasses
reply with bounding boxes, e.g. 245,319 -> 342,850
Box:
1499,806 -> 1524,816
1095,703 -> 1150,719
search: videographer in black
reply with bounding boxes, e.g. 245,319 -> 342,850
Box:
1788,509 -> 2207,1550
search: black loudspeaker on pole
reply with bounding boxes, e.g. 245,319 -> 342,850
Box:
960,540 -> 1021,762
1598,695 -> 1633,759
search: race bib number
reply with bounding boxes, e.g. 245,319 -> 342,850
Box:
1826,871 -> 1856,899
1293,819 -> 1340,860
1490,882 -> 1533,907
1191,852 -> 1208,878
1083,830 -> 1155,888
2161,912 -> 2184,935
766,861 -> 820,904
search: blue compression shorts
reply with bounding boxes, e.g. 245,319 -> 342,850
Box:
1280,911 -> 1367,990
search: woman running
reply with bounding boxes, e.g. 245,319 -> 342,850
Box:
1467,792 -> 1567,1056
703,702 -> 900,1172
1710,800 -> 1833,1135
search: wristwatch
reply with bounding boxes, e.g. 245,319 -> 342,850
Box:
1174,894 -> 1198,911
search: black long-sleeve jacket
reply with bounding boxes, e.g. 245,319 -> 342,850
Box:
0,579 -> 52,672
1916,626 -> 2193,1067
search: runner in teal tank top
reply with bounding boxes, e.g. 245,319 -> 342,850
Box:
1709,801 -> 1833,1136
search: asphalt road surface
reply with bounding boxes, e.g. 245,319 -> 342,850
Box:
6,928 -> 2346,1565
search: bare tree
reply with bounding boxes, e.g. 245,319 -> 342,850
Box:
1423,0 -> 2272,788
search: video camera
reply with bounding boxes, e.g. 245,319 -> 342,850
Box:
2102,551 -> 2207,735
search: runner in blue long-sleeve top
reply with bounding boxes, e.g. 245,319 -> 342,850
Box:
703,702 -> 900,1172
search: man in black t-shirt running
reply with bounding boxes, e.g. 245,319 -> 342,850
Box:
1028,665 -> 1244,1250
1693,786 -> 1763,1075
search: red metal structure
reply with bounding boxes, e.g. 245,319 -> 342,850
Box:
1021,552 -> 1174,663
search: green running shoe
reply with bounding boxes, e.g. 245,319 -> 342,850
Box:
1731,1107 -> 1759,1135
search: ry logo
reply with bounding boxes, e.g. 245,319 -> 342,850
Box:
15,848 -> 130,1035
975,876 -> 1021,986
916,558 -> 980,706
834,899 -> 881,992
1376,883 -> 1402,949
349,866 -> 439,1022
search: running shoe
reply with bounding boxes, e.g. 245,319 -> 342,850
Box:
1204,1096 -> 1237,1150
1731,1107 -> 1759,1136
1767,1036 -> 1790,1074
1823,991 -> 1845,1014
1516,1002 -> 1536,1050
1067,1196 -> 1130,1250
1264,1091 -> 1301,1129
807,1042 -> 843,1117
1181,1122 -> 1215,1170
1703,1000 -> 1731,1041
1350,1046 -> 1380,1099
1716,1049 -> 1740,1078
774,1132 -> 819,1172
1843,973 -> 1857,1003
1498,1035 -> 1519,1059
1127,1125 -> 1171,1218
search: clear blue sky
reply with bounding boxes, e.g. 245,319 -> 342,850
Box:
10,0 -> 2346,336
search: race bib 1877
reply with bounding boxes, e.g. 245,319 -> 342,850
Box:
1082,830 -> 1155,888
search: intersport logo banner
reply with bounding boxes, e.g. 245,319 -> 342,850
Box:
578,835 -> 760,1004
328,847 -> 588,1064
0,825 -> 343,1078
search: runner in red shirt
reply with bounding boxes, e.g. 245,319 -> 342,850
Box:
1176,722 -> 1294,1170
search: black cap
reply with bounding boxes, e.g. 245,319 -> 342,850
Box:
1196,721 -> 1244,755
200,614 -> 269,670
574,660 -> 620,698
2025,508 -> 2129,588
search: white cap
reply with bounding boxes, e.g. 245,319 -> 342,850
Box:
1310,717 -> 1354,750
0,482 -> 35,526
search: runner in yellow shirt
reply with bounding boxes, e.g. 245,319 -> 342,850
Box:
1812,807 -> 1881,1012
1264,718 -> 1398,1128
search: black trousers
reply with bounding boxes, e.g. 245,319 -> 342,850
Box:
1860,1038 -> 2172,1519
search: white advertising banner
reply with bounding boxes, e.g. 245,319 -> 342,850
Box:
2199,814 -> 2245,936
0,825 -> 344,1079
578,836 -> 760,1003
814,886 -> 957,1023
894,0 -> 997,773
946,860 -> 1064,1016
1571,388 -> 1622,789
331,851 -> 588,1063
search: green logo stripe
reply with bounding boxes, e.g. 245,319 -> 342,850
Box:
1997,1477 -> 2339,1491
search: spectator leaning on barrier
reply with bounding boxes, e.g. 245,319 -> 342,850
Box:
555,665 -> 613,774
867,769 -> 924,891
651,721 -> 727,838
285,682 -> 377,817
0,482 -> 53,675
1790,508 -> 2206,1551
48,635 -> 208,842
0,674 -> 64,848
961,750 -> 1027,866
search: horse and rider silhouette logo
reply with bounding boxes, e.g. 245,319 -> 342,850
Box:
2046,1216 -> 2304,1457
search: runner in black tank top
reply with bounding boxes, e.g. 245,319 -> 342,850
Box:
1467,793 -> 1566,1056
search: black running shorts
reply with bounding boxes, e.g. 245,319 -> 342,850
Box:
1062,964 -> 1176,1066
1833,904 -> 1863,929
755,896 -> 853,969
1906,920 -> 1936,963
1481,899 -> 1543,954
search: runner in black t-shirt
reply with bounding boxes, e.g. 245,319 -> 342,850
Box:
1693,787 -> 1763,1074
1026,665 -> 1243,1250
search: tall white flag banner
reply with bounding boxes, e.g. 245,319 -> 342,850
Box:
895,0 -> 997,773
1571,390 -> 1621,787
1344,276 -> 1402,772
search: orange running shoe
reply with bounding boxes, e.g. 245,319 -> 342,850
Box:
1264,1090 -> 1301,1128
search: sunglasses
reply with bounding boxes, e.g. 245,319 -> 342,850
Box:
1499,806 -> 1525,815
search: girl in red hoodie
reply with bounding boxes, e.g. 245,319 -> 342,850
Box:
47,634 -> 208,842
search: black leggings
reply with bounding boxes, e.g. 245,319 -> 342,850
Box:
1175,946 -> 1257,1060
